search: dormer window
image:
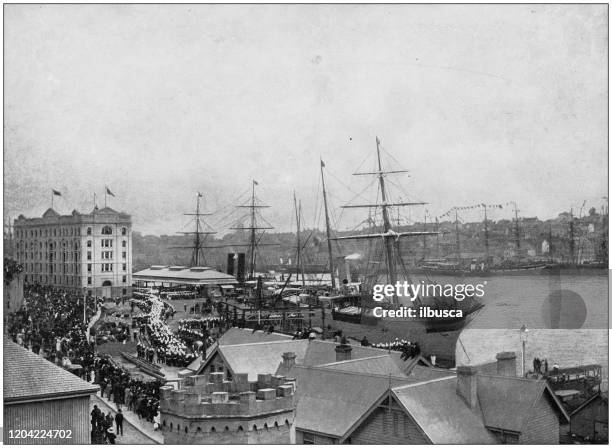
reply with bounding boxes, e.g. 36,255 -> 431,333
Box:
102,226 -> 112,235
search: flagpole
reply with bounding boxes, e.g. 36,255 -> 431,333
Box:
51,190 -> 53,209
104,186 -> 107,208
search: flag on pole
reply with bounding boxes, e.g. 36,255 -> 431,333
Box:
52,189 -> 62,196
376,136 -> 381,145
320,159 -> 325,168
197,192 -> 203,198
253,180 -> 259,186
106,187 -> 115,197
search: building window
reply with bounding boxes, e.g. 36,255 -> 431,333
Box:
87,227 -> 92,236
87,240 -> 92,247
303,432 -> 315,444
122,275 -> 127,283
88,264 -> 92,272
122,252 -> 126,259
87,251 -> 91,260
102,226 -> 112,235
87,277 -> 92,285
122,227 -> 127,235
123,263 -> 127,271
122,240 -> 127,247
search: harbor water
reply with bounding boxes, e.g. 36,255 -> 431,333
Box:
445,272 -> 608,388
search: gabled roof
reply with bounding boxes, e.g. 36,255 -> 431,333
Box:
291,366 -> 414,438
42,208 -> 60,218
198,339 -> 310,380
392,377 -> 497,444
95,206 -> 120,214
317,355 -> 407,377
4,341 -> 99,403
218,327 -> 292,345
200,333 -> 452,383
300,340 -> 397,367
477,374 -> 570,432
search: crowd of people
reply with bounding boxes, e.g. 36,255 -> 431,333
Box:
6,284 -> 164,444
94,356 -> 161,423
6,284 -> 101,374
133,292 -> 198,367
371,338 -> 421,359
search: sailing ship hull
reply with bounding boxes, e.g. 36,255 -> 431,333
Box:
314,306 -> 464,367
543,263 -> 607,275
416,264 -> 549,277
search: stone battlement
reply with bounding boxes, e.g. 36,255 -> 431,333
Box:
161,371 -> 295,418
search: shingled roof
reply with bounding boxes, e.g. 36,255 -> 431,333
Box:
393,377 -> 498,444
477,374 -> 570,432
4,341 -> 99,403
290,366 -> 415,438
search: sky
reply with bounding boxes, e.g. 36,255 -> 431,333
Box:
4,4 -> 608,235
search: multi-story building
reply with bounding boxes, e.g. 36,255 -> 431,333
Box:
13,206 -> 132,297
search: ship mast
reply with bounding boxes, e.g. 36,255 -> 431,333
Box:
231,180 -> 274,279
333,137 -> 439,306
200,183 -> 275,280
375,137 -> 398,288
455,209 -> 461,260
249,181 -> 256,277
422,211 -> 428,260
175,192 -> 216,267
320,160 -> 336,290
569,208 -> 575,264
483,206 -> 489,262
293,191 -> 305,287
512,202 -> 521,252
548,223 -> 554,262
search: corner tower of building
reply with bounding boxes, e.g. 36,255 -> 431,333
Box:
160,371 -> 296,444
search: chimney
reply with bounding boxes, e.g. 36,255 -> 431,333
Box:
496,352 -> 517,377
456,366 -> 478,409
344,259 -> 351,283
335,343 -> 352,362
281,352 -> 296,369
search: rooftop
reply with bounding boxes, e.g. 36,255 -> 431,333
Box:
4,340 -> 99,403
15,206 -> 131,225
133,265 -> 238,285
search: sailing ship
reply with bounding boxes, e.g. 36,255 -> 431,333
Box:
171,192 -> 216,266
543,205 -> 608,274
417,202 -> 549,277
320,137 -> 484,333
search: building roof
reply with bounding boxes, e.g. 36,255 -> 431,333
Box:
4,341 -> 99,403
317,355 -> 407,377
392,377 -> 498,444
210,340 -> 310,380
199,335 -> 433,381
570,392 -> 608,417
476,374 -> 570,432
290,366 -> 414,438
218,327 -> 293,345
15,206 -> 131,225
132,265 -> 238,285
